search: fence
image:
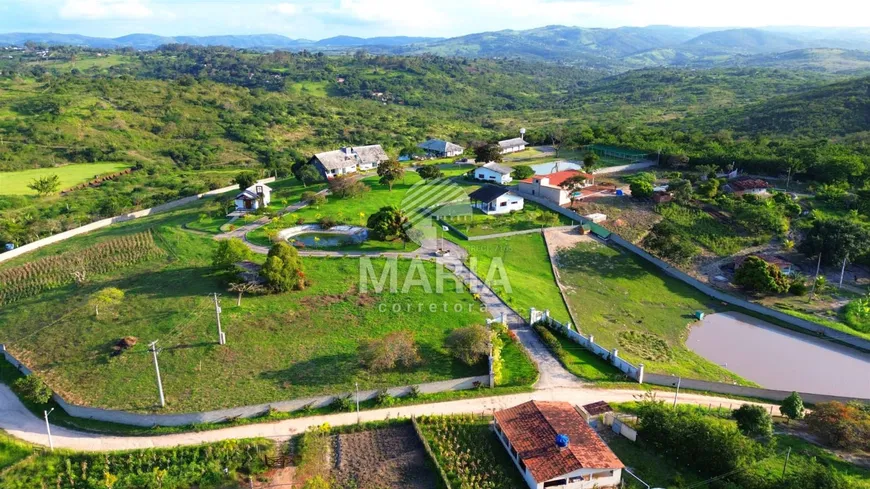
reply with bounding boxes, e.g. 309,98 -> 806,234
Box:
530,308 -> 644,383
0,178 -> 276,264
591,161 -> 657,175
643,372 -> 870,405
603,412 -> 638,442
517,191 -> 870,353
1,343 -> 488,427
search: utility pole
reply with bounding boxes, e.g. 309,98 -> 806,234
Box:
213,293 -> 225,345
149,340 -> 166,408
781,447 -> 792,478
673,377 -> 681,408
809,252 -> 823,302
44,408 -> 54,451
355,382 -> 360,424
839,254 -> 848,290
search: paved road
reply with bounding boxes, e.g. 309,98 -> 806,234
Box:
0,383 -> 776,451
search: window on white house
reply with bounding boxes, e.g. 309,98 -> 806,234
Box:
592,471 -> 613,479
477,173 -> 484,178
500,202 -> 507,207
543,479 -> 567,487
568,475 -> 589,483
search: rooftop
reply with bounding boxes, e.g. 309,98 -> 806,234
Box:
313,144 -> 389,170
468,184 -> 516,203
498,137 -> 528,149
418,138 -> 464,153
494,400 -> 624,482
480,162 -> 514,175
728,178 -> 770,191
521,170 -> 593,187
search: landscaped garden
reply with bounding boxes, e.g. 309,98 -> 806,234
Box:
440,201 -> 575,237
553,240 -> 748,382
0,203 -> 495,413
415,414 -> 527,489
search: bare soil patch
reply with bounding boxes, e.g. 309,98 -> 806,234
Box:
332,424 -> 438,489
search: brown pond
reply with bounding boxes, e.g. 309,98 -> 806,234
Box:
687,312 -> 870,398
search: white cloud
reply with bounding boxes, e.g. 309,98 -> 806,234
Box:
269,2 -> 299,16
59,0 -> 153,20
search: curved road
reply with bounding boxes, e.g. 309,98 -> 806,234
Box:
0,384 -> 776,451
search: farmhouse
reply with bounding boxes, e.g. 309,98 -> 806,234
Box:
469,185 -> 524,215
498,137 -> 528,154
474,162 -> 514,184
417,138 -> 465,157
494,401 -> 624,489
233,183 -> 272,212
723,178 -> 771,197
517,170 -> 593,206
310,145 -> 389,179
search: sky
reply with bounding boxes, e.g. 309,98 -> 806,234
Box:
1,0 -> 868,40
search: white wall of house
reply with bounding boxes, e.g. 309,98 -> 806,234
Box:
500,144 -> 526,154
358,161 -> 379,171
234,186 -> 271,211
324,165 -> 358,179
518,179 -> 570,206
475,167 -> 513,184
474,194 -> 524,215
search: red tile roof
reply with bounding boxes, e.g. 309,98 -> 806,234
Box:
521,170 -> 593,187
729,178 -> 770,191
494,401 -> 624,482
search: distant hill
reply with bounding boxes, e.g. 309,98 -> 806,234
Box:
698,75 -> 870,137
679,28 -> 807,55
1,26 -> 869,72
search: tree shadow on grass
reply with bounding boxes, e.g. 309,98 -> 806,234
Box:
259,353 -> 358,388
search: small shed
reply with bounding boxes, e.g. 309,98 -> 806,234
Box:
234,184 -> 272,212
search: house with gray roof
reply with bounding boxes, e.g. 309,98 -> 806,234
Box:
417,138 -> 465,158
498,137 -> 528,154
233,183 -> 272,212
475,162 -> 515,184
309,145 -> 389,179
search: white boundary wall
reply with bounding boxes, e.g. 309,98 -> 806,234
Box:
0,177 -> 275,264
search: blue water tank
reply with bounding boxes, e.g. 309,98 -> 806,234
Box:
4,243 -> 14,251
555,434 -> 570,448
616,189 -> 624,196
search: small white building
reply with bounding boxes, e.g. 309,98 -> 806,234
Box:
310,145 -> 389,179
474,162 -> 514,184
469,185 -> 524,215
234,184 -> 272,212
498,137 -> 528,154
494,401 -> 624,489
417,138 -> 465,158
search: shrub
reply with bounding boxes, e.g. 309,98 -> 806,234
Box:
13,375 -> 53,404
630,180 -> 654,199
331,395 -> 355,413
732,404 -> 773,438
358,330 -> 421,372
843,296 -> 870,333
328,176 -> 369,198
318,216 -> 337,229
805,401 -> 870,450
375,389 -> 397,407
212,237 -> 252,270
735,256 -> 789,295
779,391 -> 805,423
532,322 -> 563,356
261,242 -> 305,292
789,280 -> 808,296
512,165 -> 535,180
445,325 -> 491,366
234,170 -> 257,190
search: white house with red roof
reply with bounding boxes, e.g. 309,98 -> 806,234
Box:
517,170 -> 594,206
493,401 -> 624,489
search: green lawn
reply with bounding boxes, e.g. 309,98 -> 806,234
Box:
185,214 -> 230,234
0,162 -> 131,195
466,233 -> 572,321
0,206 -> 489,413
555,240 -> 750,383
440,201 -> 575,237
0,431 -> 32,471
499,336 -> 539,387
416,414 -> 527,489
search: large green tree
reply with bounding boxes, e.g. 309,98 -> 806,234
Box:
732,404 -> 773,438
377,160 -> 405,191
630,180 -> 654,199
474,144 -> 502,163
734,256 -> 789,295
417,165 -> 443,180
234,171 -> 258,190
367,206 -> 410,243
212,237 -> 253,270
511,165 -> 535,180
798,218 -> 870,266
779,391 -> 805,424
261,242 -> 305,292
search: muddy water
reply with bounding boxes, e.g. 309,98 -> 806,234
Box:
687,312 -> 870,398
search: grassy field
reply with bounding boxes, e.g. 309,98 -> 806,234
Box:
416,414 -> 527,489
440,201 -> 576,237
0,204 -> 490,413
657,203 -> 762,256
0,162 -> 131,195
466,233 -> 572,321
0,431 -> 32,471
554,240 -> 748,382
